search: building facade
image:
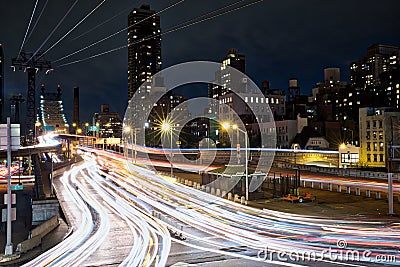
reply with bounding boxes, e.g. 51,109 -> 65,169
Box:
93,104 -> 123,138
359,107 -> 400,168
128,4 -> 161,101
350,44 -> 400,90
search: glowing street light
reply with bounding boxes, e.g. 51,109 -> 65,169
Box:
222,122 -> 249,201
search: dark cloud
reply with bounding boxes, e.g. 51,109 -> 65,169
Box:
1,0 -> 399,128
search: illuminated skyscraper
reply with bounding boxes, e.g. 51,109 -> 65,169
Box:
127,4 -> 161,101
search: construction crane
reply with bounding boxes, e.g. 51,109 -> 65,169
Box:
11,51 -> 52,144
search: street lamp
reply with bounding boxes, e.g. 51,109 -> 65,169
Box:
222,122 -> 249,201
18,156 -> 23,185
161,122 -> 174,178
50,154 -> 54,197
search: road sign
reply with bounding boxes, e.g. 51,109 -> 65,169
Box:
88,126 -> 99,131
11,184 -> 23,191
4,194 -> 16,205
42,125 -> 55,131
2,208 -> 16,222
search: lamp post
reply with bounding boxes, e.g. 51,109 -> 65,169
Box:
161,122 -> 174,178
19,156 -> 23,185
50,154 -> 54,197
223,122 -> 249,201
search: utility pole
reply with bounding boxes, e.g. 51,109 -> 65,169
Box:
5,117 -> 13,255
11,51 -> 52,145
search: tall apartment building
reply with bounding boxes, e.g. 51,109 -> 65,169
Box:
350,44 -> 400,90
359,107 -> 400,168
208,48 -> 246,115
128,4 -> 161,101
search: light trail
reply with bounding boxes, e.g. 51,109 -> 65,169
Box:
92,149 -> 400,265
25,157 -> 170,266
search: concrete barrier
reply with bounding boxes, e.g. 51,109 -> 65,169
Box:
16,235 -> 42,253
206,186 -> 210,193
31,216 -> 59,239
184,179 -> 188,185
201,185 -> 206,191
222,191 -> 226,198
196,184 -> 201,190
216,188 -> 221,196
188,181 -> 193,187
210,188 -> 215,195
228,192 -> 233,200
355,188 -> 360,196
234,194 -> 239,202
240,196 -> 246,204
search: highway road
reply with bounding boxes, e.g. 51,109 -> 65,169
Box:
88,149 -> 400,266
23,159 -> 171,267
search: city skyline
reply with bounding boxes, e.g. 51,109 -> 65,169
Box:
0,0 -> 399,125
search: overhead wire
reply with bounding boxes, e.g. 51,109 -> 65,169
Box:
26,0 -> 49,42
17,0 -> 40,57
56,0 -> 263,68
28,0 -> 79,62
53,0 -> 184,63
69,0 -> 145,42
40,0 -> 108,59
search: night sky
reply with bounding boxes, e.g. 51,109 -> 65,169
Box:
1,0 -> 400,126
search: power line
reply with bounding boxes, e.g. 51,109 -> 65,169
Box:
41,0 -> 108,59
56,0 -> 263,68
69,0 -> 145,42
28,0 -> 79,63
53,0 -> 184,63
26,0 -> 49,42
17,0 -> 39,57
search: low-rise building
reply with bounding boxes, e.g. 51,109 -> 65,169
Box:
359,107 -> 400,169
